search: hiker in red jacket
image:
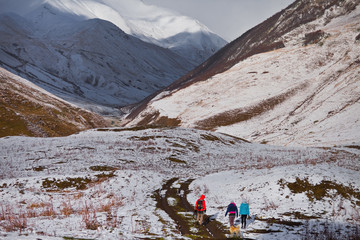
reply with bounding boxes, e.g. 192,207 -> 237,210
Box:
194,195 -> 206,225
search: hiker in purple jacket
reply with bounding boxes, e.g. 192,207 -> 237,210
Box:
225,201 -> 238,227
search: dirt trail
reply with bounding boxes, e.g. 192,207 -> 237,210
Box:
154,178 -> 228,239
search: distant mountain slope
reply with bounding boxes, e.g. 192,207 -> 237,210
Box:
0,67 -> 108,137
0,0 -> 226,113
124,0 -> 360,147
0,0 -> 227,66
162,0 -> 359,92
0,13 -> 194,113
127,0 -> 358,119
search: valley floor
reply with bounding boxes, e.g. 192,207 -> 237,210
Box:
0,127 -> 359,239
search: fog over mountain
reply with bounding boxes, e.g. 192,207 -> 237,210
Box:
144,0 -> 295,41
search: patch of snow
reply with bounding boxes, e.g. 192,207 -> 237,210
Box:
0,128 -> 358,239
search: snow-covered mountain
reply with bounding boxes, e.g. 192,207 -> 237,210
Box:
125,0 -> 360,147
0,12 -> 192,113
0,0 -> 227,65
0,0 -> 226,113
0,66 -> 108,137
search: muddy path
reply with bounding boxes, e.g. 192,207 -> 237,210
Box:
154,178 -> 228,239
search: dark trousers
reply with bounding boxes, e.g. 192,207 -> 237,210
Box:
241,215 -> 247,228
229,214 -> 235,226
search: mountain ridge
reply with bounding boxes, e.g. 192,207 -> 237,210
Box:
127,0 -> 359,117
124,0 -> 360,147
0,12 -> 194,113
0,0 -> 227,65
0,0 -> 226,114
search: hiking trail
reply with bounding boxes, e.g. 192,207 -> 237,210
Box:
153,178 -> 228,239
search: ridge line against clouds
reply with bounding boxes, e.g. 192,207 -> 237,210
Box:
143,0 -> 295,41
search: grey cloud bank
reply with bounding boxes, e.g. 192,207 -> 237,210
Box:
144,0 -> 295,41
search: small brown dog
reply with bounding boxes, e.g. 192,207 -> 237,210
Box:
229,225 -> 240,237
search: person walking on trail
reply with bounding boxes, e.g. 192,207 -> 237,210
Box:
225,201 -> 238,227
194,195 -> 206,225
240,200 -> 250,229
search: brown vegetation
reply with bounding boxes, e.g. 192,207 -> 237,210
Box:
0,69 -> 109,138
303,30 -> 326,46
135,111 -> 181,127
196,83 -> 307,130
279,177 -> 360,203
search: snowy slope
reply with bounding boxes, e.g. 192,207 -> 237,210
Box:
0,67 -> 108,137
0,12 -> 194,113
125,2 -> 360,147
0,127 -> 359,239
0,0 -> 226,114
0,0 -> 227,65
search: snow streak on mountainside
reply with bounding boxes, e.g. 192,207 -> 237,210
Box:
0,0 -> 226,113
125,0 -> 360,147
0,67 -> 108,137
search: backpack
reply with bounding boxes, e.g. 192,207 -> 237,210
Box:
196,199 -> 203,210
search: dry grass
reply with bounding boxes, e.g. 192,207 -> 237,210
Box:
262,197 -> 279,211
135,111 -> 181,128
0,204 -> 7,221
0,186 -> 125,234
105,208 -> 120,229
283,177 -> 360,202
39,202 -> 57,218
0,72 -> 109,138
60,199 -> 74,217
26,208 -> 38,218
0,204 -> 27,233
99,201 -> 112,213
195,83 -> 308,130
80,201 -> 100,230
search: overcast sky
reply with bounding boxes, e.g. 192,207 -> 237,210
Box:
143,0 -> 295,42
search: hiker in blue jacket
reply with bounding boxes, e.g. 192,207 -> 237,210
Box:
239,200 -> 250,228
225,201 -> 238,227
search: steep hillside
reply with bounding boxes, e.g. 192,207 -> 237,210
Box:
0,12 -> 196,113
0,67 -> 108,137
0,0 -> 227,65
124,0 -> 360,147
163,0 -> 359,91
0,1 -> 227,112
